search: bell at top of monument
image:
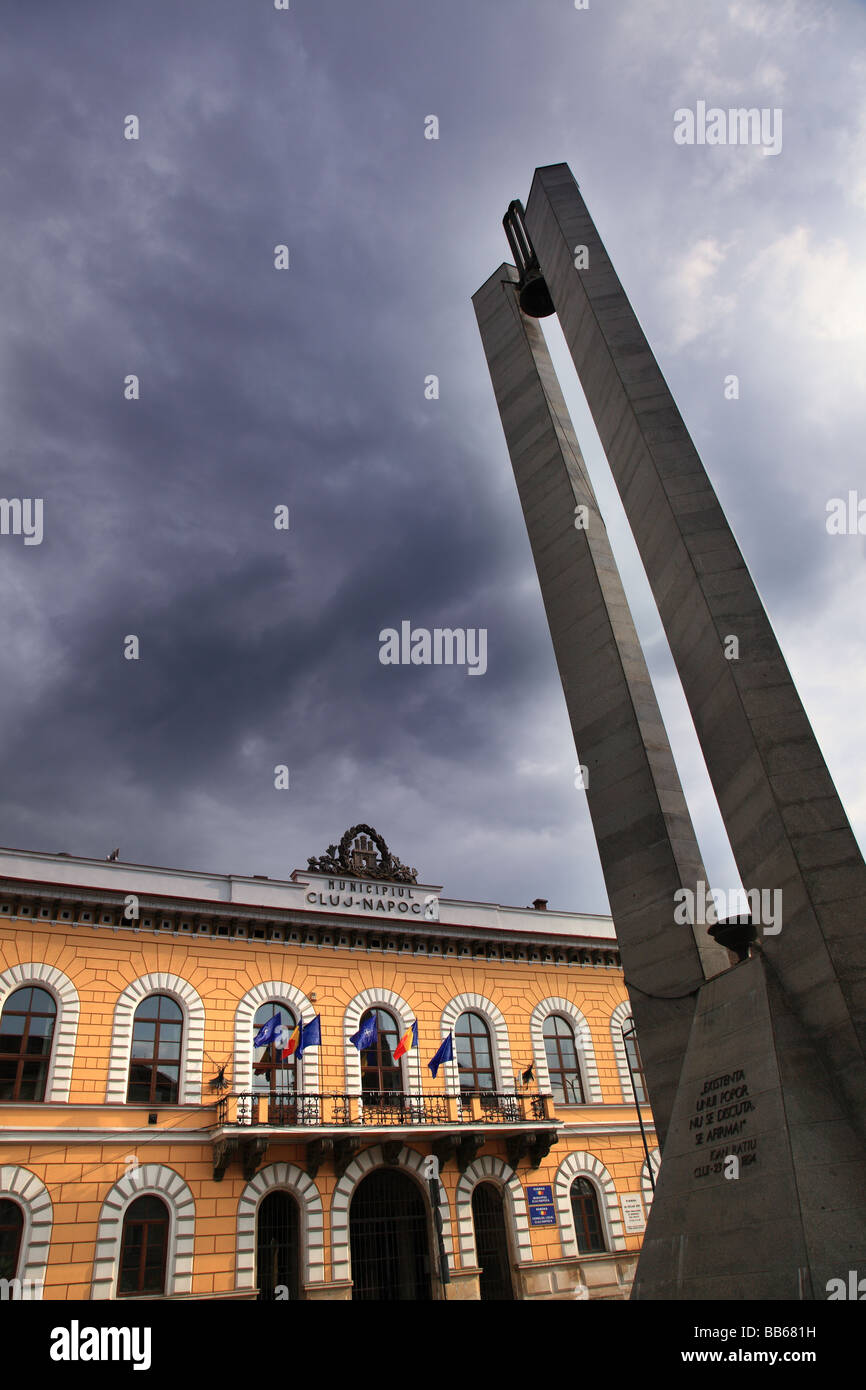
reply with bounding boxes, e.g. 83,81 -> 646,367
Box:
502,198 -> 555,318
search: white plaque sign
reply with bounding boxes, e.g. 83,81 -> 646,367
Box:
621,1192 -> 645,1232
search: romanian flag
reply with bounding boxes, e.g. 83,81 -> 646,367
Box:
281,1021 -> 301,1061
394,1019 -> 418,1060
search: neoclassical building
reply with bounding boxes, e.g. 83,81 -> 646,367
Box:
0,828 -> 658,1301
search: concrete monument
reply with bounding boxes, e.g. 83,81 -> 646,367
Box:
473,164 -> 866,1298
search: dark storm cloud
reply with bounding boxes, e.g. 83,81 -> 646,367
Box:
0,0 -> 863,910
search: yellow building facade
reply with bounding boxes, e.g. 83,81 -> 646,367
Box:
0,831 -> 658,1301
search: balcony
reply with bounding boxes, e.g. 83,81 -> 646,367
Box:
210,1090 -> 558,1182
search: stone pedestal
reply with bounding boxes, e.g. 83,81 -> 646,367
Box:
633,950 -> 866,1298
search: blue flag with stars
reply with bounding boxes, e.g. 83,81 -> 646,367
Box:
253,1013 -> 282,1049
350,1014 -> 378,1051
295,1015 -> 321,1060
428,1033 -> 453,1078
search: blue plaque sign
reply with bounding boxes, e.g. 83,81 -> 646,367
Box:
529,1203 -> 556,1226
526,1183 -> 553,1205
526,1183 -> 557,1226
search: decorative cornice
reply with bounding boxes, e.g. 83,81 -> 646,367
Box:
0,881 -> 621,967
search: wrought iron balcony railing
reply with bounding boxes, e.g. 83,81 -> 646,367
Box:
215,1089 -> 553,1128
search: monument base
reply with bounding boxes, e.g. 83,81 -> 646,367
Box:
633,951 -> 866,1300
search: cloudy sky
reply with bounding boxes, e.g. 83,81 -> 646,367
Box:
0,0 -> 863,914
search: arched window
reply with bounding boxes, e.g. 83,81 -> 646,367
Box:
622,1022 -> 647,1104
471,1183 -> 513,1300
127,995 -> 183,1105
118,1195 -> 169,1296
252,1003 -> 299,1095
359,1009 -> 401,1103
0,1199 -> 24,1280
349,1169 -> 431,1301
570,1177 -> 605,1254
256,1190 -> 300,1300
455,1012 -> 495,1095
0,986 -> 57,1102
542,1015 -> 585,1104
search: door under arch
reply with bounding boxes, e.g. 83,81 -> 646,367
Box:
257,1190 -> 300,1300
472,1182 -> 514,1300
349,1169 -> 432,1301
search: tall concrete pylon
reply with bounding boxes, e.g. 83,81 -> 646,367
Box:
521,164 -> 866,1128
474,165 -> 866,1297
473,262 -> 730,1151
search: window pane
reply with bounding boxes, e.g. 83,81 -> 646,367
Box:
624,1034 -> 647,1103
455,1035 -> 474,1065
123,1230 -> 144,1258
157,1028 -> 182,1058
18,1062 -> 48,1100
375,1010 -> 398,1041
25,1025 -> 54,1055
543,1015 -> 567,1039
154,1066 -> 179,1102
6,988 -> 34,1011
135,996 -> 162,1020
28,989 -> 56,1015
474,1034 -> 492,1067
26,1014 -> 54,1038
156,997 -> 182,1021
129,1196 -> 167,1220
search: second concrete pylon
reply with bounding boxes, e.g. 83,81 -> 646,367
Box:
524,163 -> 866,1141
473,262 -> 729,1149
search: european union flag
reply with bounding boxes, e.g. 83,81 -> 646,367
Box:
253,1013 -> 282,1048
428,1033 -> 453,1078
295,1014 -> 321,1060
350,1013 -> 378,1052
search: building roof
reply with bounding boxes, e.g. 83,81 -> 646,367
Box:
0,843 -> 615,944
